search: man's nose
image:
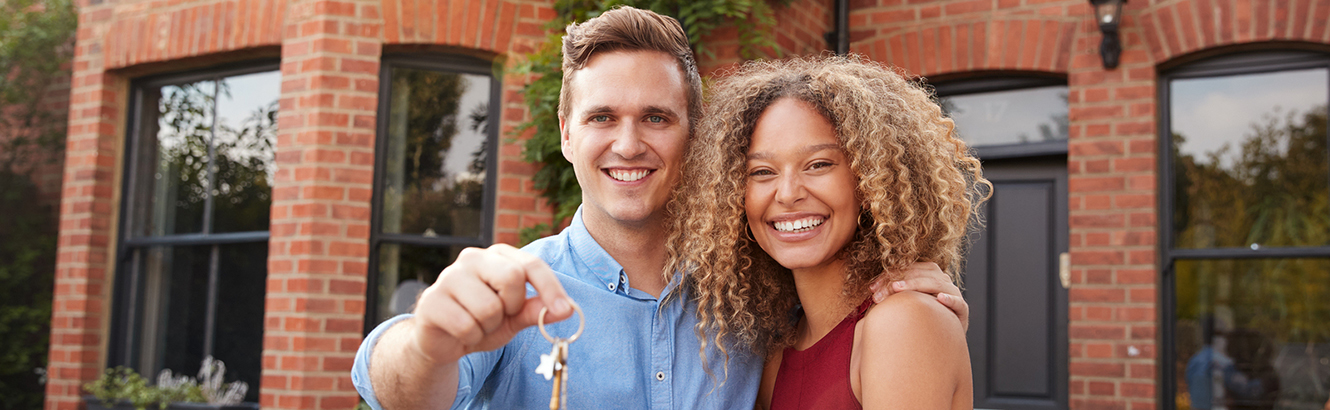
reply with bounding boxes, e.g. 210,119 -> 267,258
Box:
610,123 -> 648,159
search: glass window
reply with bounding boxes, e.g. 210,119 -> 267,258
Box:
114,65 -> 279,402
368,58 -> 499,329
940,85 -> 1069,147
1164,51 -> 1330,410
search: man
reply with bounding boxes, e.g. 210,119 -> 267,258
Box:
352,7 -> 968,409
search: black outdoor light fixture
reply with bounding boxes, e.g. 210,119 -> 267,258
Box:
1090,0 -> 1126,69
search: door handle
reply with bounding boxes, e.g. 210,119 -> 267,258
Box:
1059,252 -> 1070,289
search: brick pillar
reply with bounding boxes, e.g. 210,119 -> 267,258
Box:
45,1 -> 122,409
1066,9 -> 1159,410
264,0 -> 381,407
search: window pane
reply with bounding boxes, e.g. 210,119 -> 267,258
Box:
939,86 -> 1069,147
133,82 -> 216,236
213,71 -> 279,233
1173,258 -> 1330,410
213,242 -> 267,402
379,68 -> 491,238
131,242 -> 266,402
134,245 -> 210,380
373,243 -> 465,325
1170,69 -> 1330,249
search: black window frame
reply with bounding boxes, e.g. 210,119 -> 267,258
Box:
363,55 -> 502,334
109,60 -> 281,378
933,74 -> 1069,160
1157,48 -> 1330,410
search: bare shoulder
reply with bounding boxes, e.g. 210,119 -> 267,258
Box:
860,291 -> 964,342
854,291 -> 973,409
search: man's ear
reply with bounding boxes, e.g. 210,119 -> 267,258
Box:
559,115 -> 574,161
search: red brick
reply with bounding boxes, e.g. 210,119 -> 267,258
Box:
1070,362 -> 1125,377
1071,288 -> 1125,303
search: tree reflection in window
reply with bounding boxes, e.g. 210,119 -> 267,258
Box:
1167,62 -> 1330,410
380,68 -> 490,238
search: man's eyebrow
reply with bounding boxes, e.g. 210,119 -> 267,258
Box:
642,106 -> 681,118
746,143 -> 842,160
582,105 -> 614,116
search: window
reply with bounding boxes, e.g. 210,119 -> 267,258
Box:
935,76 -> 1069,159
366,56 -> 500,330
112,64 -> 280,401
1162,50 -> 1330,410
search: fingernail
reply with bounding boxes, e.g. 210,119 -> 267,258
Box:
938,293 -> 950,303
874,290 -> 886,303
869,281 -> 881,292
892,281 -> 906,291
554,298 -> 571,314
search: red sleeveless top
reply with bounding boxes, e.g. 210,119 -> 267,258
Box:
771,299 -> 873,410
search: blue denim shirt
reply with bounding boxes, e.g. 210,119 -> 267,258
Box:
352,208 -> 762,409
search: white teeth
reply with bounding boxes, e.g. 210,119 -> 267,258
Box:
608,169 -> 649,182
773,217 -> 824,233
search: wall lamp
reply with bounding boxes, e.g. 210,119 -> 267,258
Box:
1090,0 -> 1126,69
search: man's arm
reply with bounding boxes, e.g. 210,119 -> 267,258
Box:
360,244 -> 573,410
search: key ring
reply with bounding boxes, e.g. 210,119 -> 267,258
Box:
538,300 -> 585,343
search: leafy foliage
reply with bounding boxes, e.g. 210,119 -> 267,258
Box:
84,357 -> 250,410
84,367 -> 205,410
513,0 -> 788,243
1173,105 -> 1330,354
0,0 -> 77,408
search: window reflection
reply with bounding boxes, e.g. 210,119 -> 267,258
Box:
374,243 -> 463,324
939,85 -> 1069,147
1170,69 -> 1330,249
213,71 -> 279,233
379,68 -> 490,238
1174,258 -> 1330,410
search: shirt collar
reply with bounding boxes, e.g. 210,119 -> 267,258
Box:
566,207 -> 628,295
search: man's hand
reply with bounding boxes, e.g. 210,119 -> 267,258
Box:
368,244 -> 574,410
411,243 -> 575,364
869,262 -> 969,333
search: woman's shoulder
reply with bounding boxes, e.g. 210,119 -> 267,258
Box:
858,291 -> 965,347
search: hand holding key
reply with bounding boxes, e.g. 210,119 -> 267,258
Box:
409,244 -> 575,365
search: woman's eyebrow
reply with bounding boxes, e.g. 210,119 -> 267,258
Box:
747,143 -> 842,160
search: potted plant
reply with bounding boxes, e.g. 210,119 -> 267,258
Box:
83,357 -> 257,410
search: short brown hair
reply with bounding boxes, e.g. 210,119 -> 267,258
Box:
558,6 -> 703,133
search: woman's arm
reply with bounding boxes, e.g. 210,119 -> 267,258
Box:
852,291 -> 973,410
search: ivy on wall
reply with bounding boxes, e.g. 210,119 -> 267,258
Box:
513,0 -> 788,244
0,0 -> 77,408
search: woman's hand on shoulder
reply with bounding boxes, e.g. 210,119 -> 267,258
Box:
854,291 -> 972,410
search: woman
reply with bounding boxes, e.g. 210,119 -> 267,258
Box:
666,56 -> 989,409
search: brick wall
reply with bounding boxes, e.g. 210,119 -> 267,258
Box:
47,1 -> 554,409
843,0 -> 1330,409
50,0 -> 1330,409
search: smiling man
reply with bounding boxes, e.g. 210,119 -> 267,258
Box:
351,7 -> 966,410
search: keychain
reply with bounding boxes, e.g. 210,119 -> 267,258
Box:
534,301 -> 585,410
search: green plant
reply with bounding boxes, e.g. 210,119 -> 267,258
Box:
513,0 -> 789,244
82,357 -> 250,410
0,0 -> 77,407
83,367 -> 202,410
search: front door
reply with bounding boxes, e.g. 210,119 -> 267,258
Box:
964,156 -> 1069,410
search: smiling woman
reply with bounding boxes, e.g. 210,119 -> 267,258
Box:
668,55 -> 990,409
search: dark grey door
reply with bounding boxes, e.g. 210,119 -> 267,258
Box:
964,157 -> 1069,410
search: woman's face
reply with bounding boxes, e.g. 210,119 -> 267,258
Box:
744,98 -> 861,272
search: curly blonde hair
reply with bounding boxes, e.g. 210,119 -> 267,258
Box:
664,55 -> 991,376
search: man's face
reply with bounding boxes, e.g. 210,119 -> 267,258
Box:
560,50 -> 689,228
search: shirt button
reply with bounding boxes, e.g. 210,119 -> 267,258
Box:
655,371 -> 665,381
607,283 -> 616,291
